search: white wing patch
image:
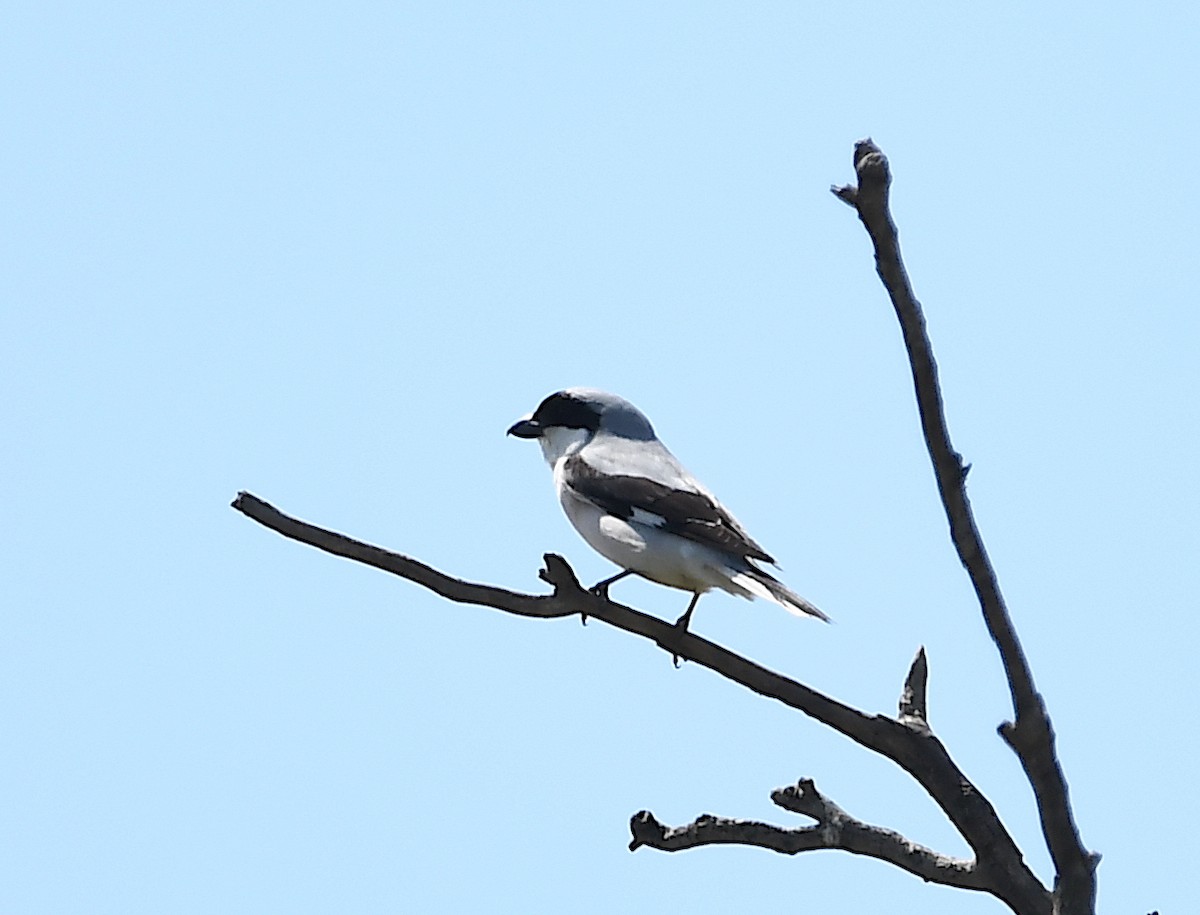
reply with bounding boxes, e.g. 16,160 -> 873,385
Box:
629,507 -> 668,528
598,515 -> 648,551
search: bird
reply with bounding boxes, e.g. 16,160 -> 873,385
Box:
507,388 -> 828,631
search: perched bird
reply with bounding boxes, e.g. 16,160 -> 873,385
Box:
507,388 -> 828,630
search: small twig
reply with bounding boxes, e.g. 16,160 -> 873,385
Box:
898,646 -> 929,728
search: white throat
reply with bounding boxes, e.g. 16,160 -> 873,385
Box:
537,426 -> 593,468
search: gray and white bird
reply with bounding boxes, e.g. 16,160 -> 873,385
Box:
507,388 -> 828,630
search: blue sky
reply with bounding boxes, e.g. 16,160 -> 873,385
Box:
4,3 -> 1197,913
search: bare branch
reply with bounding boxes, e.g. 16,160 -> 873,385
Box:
630,778 -> 988,892
231,495 -> 872,735
232,490 -> 1050,914
233,492 -> 573,620
629,808 -> 813,854
833,138 -> 1097,913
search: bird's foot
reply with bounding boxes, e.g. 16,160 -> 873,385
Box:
589,569 -> 633,604
670,613 -> 692,668
586,571 -> 634,625
581,584 -> 608,626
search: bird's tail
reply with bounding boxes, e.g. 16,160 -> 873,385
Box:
731,567 -> 830,622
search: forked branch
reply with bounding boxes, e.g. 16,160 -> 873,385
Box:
833,139 -> 1096,914
629,778 -> 982,890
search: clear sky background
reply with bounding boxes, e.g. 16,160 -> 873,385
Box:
4,3 -> 1197,913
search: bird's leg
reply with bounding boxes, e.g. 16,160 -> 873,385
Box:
670,594 -> 701,666
590,569 -> 634,600
674,593 -> 701,632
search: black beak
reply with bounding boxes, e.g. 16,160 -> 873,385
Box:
507,419 -> 542,439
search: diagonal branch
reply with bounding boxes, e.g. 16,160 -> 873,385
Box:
832,139 -> 1097,914
232,490 -> 1049,915
233,492 -> 569,620
231,494 -> 871,733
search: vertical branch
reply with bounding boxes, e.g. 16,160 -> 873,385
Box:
833,140 -> 1097,915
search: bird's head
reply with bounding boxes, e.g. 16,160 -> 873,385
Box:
508,388 -> 656,465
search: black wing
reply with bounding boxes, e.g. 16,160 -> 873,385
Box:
564,455 -> 774,563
